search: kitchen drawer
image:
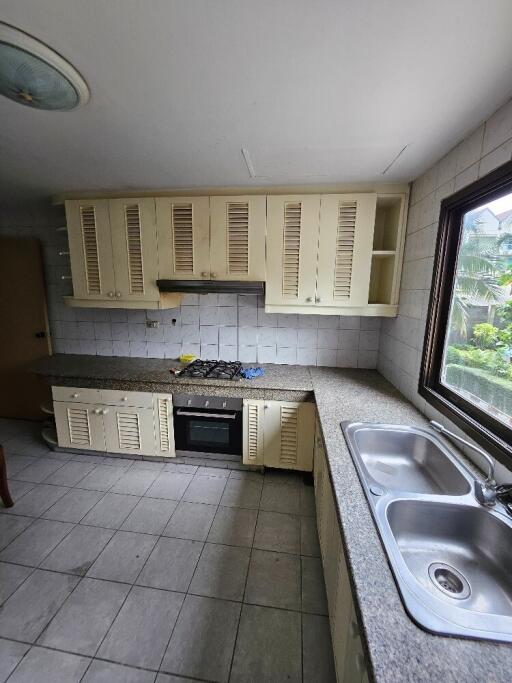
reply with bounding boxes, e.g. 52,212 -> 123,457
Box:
52,386 -> 102,404
101,389 -> 153,408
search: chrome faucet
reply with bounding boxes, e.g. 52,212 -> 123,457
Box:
430,421 -> 497,507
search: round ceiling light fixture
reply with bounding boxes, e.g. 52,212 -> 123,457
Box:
0,22 -> 89,110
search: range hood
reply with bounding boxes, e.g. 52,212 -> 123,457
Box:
157,279 -> 265,295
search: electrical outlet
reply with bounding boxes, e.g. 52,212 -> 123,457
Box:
146,320 -> 159,328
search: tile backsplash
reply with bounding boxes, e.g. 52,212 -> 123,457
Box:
0,202 -> 380,367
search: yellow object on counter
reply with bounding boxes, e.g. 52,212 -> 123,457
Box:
179,354 -> 196,364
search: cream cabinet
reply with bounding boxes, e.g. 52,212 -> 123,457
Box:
156,195 -> 266,282
266,193 -> 376,312
156,197 -> 211,280
65,198 -> 161,307
53,387 -> 176,458
210,196 -> 266,280
314,426 -> 369,683
242,399 -> 315,471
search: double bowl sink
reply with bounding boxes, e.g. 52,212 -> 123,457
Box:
342,422 -> 512,643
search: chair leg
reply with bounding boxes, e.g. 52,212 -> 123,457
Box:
0,446 -> 14,508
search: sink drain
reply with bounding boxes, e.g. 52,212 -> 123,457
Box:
428,562 -> 471,600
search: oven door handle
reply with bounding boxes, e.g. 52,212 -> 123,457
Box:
175,409 -> 237,419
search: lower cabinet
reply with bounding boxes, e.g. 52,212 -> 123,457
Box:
53,387 -> 176,458
242,399 -> 315,470
314,424 -> 370,683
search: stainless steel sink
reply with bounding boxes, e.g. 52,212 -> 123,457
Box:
342,422 -> 512,643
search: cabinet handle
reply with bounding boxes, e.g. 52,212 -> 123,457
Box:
306,297 -> 314,303
108,291 -> 114,298
316,297 -> 322,303
102,409 -> 109,415
211,272 -> 217,279
72,393 -> 79,399
122,397 -> 128,402
116,292 -> 121,298
93,408 -> 101,415
201,271 -> 209,278
264,403 -> 269,409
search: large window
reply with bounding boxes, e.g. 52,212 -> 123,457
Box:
420,161 -> 512,462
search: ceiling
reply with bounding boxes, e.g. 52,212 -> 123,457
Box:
1,0 -> 512,202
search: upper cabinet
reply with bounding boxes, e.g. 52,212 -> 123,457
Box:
209,196 -> 266,281
266,191 -> 407,316
65,198 -> 164,308
156,195 -> 266,281
155,197 -> 210,280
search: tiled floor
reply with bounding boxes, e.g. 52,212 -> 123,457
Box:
0,418 -> 336,683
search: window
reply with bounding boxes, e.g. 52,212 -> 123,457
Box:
420,160 -> 512,462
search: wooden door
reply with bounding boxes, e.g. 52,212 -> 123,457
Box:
242,399 -> 265,466
109,198 -> 159,302
263,401 -> 315,471
155,197 -> 210,280
210,196 -> 266,281
103,405 -> 156,456
0,238 -> 52,418
265,196 -> 321,307
154,394 -> 176,458
316,193 -> 377,307
65,199 -> 116,300
54,401 -> 106,451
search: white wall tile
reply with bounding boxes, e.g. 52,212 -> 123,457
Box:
238,307 -> 257,326
276,347 -> 297,364
257,327 -> 277,346
317,329 -> 339,349
129,341 -> 147,358
96,340 -> 113,356
201,344 -> 219,359
111,322 -> 129,340
181,306 -> 199,324
200,325 -> 219,344
317,349 -> 336,366
219,307 -> 238,326
218,293 -> 238,306
297,348 -> 317,365
297,328 -> 318,347
77,322 -> 95,340
238,346 -> 257,363
318,315 -> 339,329
276,327 -> 298,347
181,293 -> 199,306
181,324 -> 200,344
239,326 -> 258,346
257,346 -> 277,363
147,342 -> 166,358
112,341 -> 130,356
219,326 -> 237,346
146,325 -> 165,342
199,307 -> 219,325
165,343 -> 182,359
219,345 -> 238,361
128,323 -> 146,341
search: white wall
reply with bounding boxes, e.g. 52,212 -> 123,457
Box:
378,97 -> 512,477
0,202 -> 380,367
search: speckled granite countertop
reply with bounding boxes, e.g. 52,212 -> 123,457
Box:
31,355 -> 512,681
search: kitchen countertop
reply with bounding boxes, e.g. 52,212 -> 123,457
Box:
31,354 -> 512,682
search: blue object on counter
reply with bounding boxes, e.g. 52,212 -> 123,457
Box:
241,367 -> 264,379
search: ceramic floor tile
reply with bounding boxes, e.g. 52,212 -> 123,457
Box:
4,480 -> 35,501
2,484 -> 70,517
42,488 -> 105,523
0,518 -> 74,567
98,585 -> 184,669
40,525 -> 115,576
161,594 -> 240,683
87,530 -> 157,583
302,613 -> 336,682
0,562 -> 33,604
82,660 -> 156,682
301,556 -> 328,615
195,466 -> 230,478
10,458 -> 64,484
4,455 -> 37,477
81,493 -> 140,529
264,469 -> 302,488
110,469 -> 160,497
301,516 -> 321,557
228,469 -> 264,483
230,604 -> 301,683
189,542 -> 250,601
6,646 -> 90,683
162,501 -> 217,541
207,507 -> 257,547
162,463 -> 198,475
181,476 -> 227,505
121,497 -> 178,535
0,638 -> 30,682
38,577 -> 129,656
300,484 -> 316,516
244,548 -> 301,610
0,515 -> 33,551
145,472 -> 193,500
260,483 -> 301,515
43,460 -> 97,487
0,569 -> 79,642
76,465 -> 129,492
219,479 -> 262,509
253,510 -> 301,555
137,537 -> 203,592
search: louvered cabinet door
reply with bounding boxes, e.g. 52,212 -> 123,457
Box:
65,200 -> 116,300
155,197 -> 210,280
266,196 -> 321,306
210,196 -> 266,281
103,405 -> 156,456
153,394 -> 176,458
316,193 -> 377,307
109,198 -> 159,302
263,401 -> 315,471
54,401 -> 106,451
242,400 -> 265,465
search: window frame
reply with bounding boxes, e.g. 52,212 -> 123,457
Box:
419,159 -> 512,465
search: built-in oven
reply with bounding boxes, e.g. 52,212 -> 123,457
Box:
173,394 -> 243,458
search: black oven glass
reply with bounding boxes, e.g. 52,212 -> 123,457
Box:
174,406 -> 242,456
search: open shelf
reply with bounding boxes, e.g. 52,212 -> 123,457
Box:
368,253 -> 395,305
373,196 -> 402,251
372,249 -> 396,257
